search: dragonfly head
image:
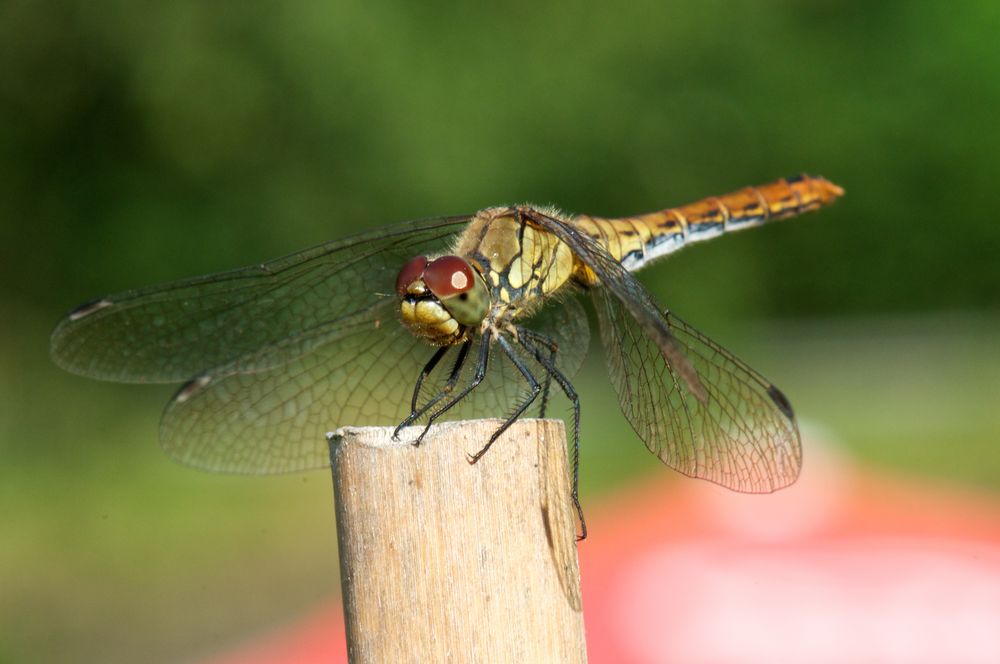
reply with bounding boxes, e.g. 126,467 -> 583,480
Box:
395,255 -> 490,345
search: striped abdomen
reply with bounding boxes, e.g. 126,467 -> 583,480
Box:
570,174 -> 843,275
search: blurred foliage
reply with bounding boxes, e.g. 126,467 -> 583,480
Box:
3,0 -> 1000,662
2,0 -> 998,319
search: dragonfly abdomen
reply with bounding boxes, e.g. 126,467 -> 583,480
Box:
571,174 -> 843,273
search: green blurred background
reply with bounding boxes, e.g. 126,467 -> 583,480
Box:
3,1 -> 999,661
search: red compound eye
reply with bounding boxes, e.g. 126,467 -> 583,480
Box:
423,256 -> 475,297
395,255 -> 428,295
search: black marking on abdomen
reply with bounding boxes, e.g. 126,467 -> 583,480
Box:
649,232 -> 683,247
621,249 -> 644,266
688,221 -> 724,236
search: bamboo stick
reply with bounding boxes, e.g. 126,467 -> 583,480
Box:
328,418 -> 586,663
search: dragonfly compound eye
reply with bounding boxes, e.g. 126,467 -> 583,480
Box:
395,255 -> 428,295
423,256 -> 489,326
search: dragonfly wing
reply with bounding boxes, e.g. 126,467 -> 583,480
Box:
593,288 -> 801,492
160,294 -> 590,474
50,216 -> 471,383
161,297 -> 435,473
527,208 -> 799,491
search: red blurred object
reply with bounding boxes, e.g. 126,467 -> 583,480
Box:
205,602 -> 346,664
203,438 -> 1000,663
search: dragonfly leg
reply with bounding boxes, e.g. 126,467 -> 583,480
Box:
394,339 -> 473,442
517,327 -> 587,541
467,333 -> 542,464
410,345 -> 449,415
393,345 -> 450,440
518,329 -> 557,417
418,330 -> 492,443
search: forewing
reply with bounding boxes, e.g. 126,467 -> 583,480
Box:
593,288 -> 801,492
50,216 -> 470,383
160,291 -> 590,474
161,297 -> 434,473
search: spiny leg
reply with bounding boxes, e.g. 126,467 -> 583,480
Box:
518,328 -> 557,417
467,334 -> 542,464
394,347 -> 452,440
393,339 -> 472,441
417,339 -> 473,420
519,327 -> 568,425
397,345 -> 449,436
418,330 -> 492,442
410,345 -> 449,415
517,327 -> 587,540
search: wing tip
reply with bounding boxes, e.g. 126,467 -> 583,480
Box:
766,384 -> 795,420
67,297 -> 113,322
50,298 -> 114,376
172,374 -> 213,404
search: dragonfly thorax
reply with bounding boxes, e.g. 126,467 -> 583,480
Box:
396,255 -> 490,346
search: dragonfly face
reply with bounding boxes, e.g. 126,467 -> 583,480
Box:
50,174 -> 843,538
396,255 -> 490,346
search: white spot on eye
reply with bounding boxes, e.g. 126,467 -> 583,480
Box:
451,271 -> 469,290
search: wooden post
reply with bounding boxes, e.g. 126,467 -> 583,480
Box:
328,418 -> 587,663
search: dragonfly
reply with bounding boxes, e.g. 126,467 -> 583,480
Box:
51,174 -> 842,537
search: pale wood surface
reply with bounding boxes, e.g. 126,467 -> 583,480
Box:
328,419 -> 586,664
